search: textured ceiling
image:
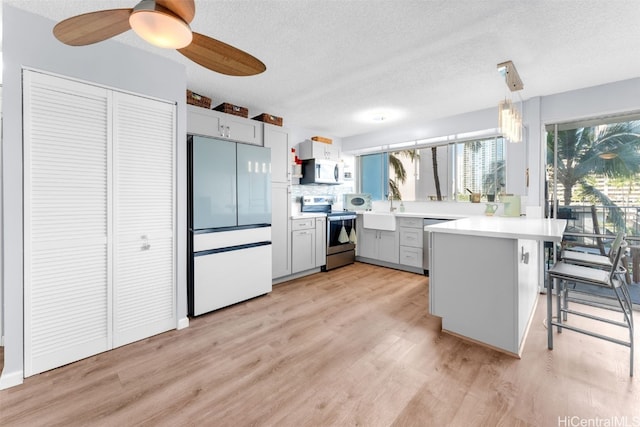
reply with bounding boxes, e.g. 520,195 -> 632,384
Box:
5,0 -> 640,138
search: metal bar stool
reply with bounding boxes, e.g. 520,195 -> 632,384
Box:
561,230 -> 624,270
547,240 -> 634,376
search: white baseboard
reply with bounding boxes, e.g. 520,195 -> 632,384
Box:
0,369 -> 24,390
177,317 -> 189,330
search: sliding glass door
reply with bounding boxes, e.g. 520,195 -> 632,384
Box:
546,115 -> 640,303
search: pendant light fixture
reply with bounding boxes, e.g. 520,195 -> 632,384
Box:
497,60 -> 524,143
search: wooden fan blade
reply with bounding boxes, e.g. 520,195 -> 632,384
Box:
178,32 -> 266,76
53,9 -> 133,46
157,0 -> 195,23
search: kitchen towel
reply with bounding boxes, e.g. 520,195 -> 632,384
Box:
349,227 -> 357,244
338,225 -> 349,243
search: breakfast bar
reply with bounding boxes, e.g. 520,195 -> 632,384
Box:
427,216 -> 567,356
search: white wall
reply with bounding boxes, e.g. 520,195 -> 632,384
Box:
342,78 -> 640,211
1,5 -> 188,388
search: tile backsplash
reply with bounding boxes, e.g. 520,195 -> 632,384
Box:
291,182 -> 355,213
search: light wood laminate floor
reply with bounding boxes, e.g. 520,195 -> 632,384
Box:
1,262 -> 638,426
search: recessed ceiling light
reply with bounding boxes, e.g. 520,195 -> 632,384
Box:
356,108 -> 404,124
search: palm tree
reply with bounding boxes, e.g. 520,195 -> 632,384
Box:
431,146 -> 443,201
547,122 -> 640,206
548,122 -> 640,239
388,149 -> 417,200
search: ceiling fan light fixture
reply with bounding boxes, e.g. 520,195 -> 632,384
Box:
130,0 -> 192,49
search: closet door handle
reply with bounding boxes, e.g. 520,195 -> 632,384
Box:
141,235 -> 151,251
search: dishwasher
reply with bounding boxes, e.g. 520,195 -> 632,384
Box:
423,218 -> 455,274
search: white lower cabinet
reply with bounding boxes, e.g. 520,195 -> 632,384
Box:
271,184 -> 291,278
399,246 -> 422,268
315,217 -> 326,267
378,230 -> 400,263
398,217 -> 423,268
430,232 -> 540,355
264,123 -> 291,279
358,227 -> 399,264
358,227 -> 377,259
289,217 -> 326,276
292,218 -> 316,273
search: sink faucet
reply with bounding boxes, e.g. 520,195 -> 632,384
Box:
388,193 -> 396,212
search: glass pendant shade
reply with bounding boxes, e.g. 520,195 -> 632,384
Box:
498,98 -> 522,143
129,1 -> 192,49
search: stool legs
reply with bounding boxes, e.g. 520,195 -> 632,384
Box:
556,279 -> 563,333
547,275 -> 554,349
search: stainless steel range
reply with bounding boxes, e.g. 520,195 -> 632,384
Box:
300,196 -> 357,271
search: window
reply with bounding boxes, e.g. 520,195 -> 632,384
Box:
360,152 -> 389,200
357,136 -> 505,202
547,116 -> 640,240
453,137 -> 505,201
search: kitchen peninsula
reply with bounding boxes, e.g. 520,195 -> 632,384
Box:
427,216 -> 567,356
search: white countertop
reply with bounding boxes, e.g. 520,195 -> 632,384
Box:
425,216 -> 567,242
290,213 -> 326,220
356,211 -> 466,220
393,212 -> 467,219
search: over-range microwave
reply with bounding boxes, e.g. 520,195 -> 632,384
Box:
300,159 -> 342,185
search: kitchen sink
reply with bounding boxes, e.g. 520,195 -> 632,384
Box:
362,211 -> 396,231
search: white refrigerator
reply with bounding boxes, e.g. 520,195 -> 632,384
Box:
189,135 -> 272,316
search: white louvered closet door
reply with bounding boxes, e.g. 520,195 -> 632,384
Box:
24,71 -> 176,376
24,71 -> 111,376
112,92 -> 176,347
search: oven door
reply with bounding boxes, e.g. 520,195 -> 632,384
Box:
327,215 -> 356,255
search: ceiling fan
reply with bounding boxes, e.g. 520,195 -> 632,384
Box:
52,0 -> 266,76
